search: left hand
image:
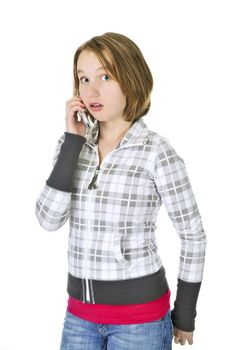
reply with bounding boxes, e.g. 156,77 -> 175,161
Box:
173,327 -> 193,345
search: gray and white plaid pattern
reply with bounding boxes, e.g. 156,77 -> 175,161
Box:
36,117 -> 206,282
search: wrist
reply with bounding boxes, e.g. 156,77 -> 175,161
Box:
65,128 -> 86,137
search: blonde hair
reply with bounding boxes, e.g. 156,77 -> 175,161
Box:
73,32 -> 153,122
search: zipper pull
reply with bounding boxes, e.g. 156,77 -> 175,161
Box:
88,165 -> 100,190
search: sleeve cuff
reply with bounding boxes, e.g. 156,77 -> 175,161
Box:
46,132 -> 86,192
171,278 -> 202,332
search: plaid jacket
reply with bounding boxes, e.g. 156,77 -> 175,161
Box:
36,117 -> 206,283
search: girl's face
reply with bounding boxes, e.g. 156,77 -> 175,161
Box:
77,50 -> 127,123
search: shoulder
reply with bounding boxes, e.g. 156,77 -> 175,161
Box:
144,129 -> 185,169
146,129 -> 175,151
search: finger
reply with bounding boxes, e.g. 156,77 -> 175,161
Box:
180,339 -> 186,345
67,100 -> 85,109
68,96 -> 83,101
174,337 -> 187,345
66,99 -> 85,108
188,338 -> 193,345
74,96 -> 86,105
173,327 -> 179,337
174,337 -> 180,344
67,104 -> 86,115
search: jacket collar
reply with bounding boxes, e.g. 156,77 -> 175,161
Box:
85,117 -> 149,148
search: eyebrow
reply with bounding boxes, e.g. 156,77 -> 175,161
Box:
77,66 -> 106,75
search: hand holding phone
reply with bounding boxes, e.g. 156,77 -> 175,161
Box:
65,97 -> 96,136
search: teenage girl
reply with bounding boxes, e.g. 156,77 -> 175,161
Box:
36,32 -> 206,349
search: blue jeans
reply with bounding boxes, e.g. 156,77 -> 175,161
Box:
59,310 -> 173,349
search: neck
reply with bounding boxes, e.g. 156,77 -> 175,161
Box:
98,119 -> 133,144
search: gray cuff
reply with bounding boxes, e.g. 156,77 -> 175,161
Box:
171,278 -> 201,332
46,132 -> 86,192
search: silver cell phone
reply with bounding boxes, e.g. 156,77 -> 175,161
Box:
77,111 -> 96,129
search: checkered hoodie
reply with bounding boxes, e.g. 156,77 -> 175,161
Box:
36,117 -> 206,284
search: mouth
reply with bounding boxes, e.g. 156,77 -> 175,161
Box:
89,103 -> 103,112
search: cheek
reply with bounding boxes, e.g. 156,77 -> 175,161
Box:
108,86 -> 126,108
117,92 -> 127,109
79,86 -> 87,100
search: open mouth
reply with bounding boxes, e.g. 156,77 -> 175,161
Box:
89,103 -> 103,111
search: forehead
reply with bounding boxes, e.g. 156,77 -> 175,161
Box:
77,50 -> 104,72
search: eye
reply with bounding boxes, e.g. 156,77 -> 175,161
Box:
79,76 -> 89,84
101,74 -> 110,82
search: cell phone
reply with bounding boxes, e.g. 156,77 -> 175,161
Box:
77,111 -> 96,129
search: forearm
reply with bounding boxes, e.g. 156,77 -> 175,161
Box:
171,220 -> 206,331
171,278 -> 201,332
46,132 -> 86,192
36,132 -> 86,231
35,184 -> 71,231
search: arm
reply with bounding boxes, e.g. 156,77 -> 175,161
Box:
35,132 -> 86,231
35,96 -> 88,231
153,135 -> 207,334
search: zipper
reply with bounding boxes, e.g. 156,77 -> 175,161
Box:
83,175 -> 95,303
83,193 -> 92,303
82,140 -> 147,301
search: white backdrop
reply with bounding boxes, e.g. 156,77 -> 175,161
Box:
0,0 -> 231,349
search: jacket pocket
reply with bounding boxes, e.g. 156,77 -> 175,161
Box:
113,235 -> 133,270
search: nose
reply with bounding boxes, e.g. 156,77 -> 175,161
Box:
86,82 -> 100,98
